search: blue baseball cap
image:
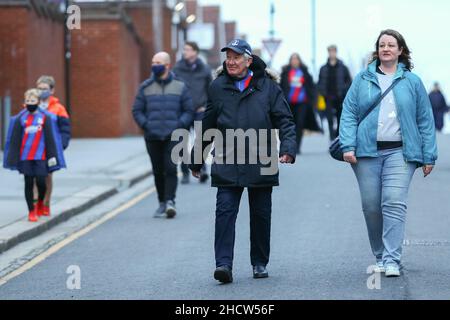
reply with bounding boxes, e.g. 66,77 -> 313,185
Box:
221,39 -> 252,56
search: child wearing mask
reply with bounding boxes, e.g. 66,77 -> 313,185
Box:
3,89 -> 66,222
36,75 -> 71,216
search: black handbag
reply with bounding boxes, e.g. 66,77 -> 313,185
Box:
329,78 -> 401,161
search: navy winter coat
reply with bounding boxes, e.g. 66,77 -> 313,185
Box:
190,55 -> 297,187
132,72 -> 194,140
318,59 -> 352,100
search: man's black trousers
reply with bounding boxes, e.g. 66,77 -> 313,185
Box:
145,139 -> 178,203
215,186 -> 273,269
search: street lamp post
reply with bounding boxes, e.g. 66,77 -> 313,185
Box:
311,0 -> 317,80
262,1 -> 281,69
64,0 -> 71,114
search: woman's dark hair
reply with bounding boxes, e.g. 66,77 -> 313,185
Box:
369,29 -> 413,70
185,41 -> 200,53
289,53 -> 303,67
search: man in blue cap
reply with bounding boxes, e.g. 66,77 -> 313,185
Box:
190,39 -> 297,283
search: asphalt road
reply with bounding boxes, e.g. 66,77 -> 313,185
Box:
1,133 -> 449,300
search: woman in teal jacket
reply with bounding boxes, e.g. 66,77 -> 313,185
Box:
339,29 -> 437,277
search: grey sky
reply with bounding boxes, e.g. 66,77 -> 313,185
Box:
200,0 -> 450,98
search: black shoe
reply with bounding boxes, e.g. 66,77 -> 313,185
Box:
153,202 -> 166,218
165,200 -> 176,218
253,265 -> 268,279
181,174 -> 190,184
199,172 -> 209,183
214,266 -> 233,283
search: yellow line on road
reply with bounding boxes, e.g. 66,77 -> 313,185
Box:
0,187 -> 155,287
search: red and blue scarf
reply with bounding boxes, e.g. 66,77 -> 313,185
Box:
288,68 -> 307,104
234,70 -> 254,92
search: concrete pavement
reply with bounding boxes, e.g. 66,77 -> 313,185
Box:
0,137 -> 152,254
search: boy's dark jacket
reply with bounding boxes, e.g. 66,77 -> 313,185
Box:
3,108 -> 67,172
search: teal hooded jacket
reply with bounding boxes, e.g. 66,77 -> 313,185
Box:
339,60 -> 437,165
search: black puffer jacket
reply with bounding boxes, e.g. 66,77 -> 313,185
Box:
132,72 -> 194,141
173,58 -> 212,109
190,55 -> 297,187
318,59 -> 352,100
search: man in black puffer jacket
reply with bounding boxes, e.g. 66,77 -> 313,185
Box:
190,39 -> 297,284
132,51 -> 194,219
318,45 -> 352,140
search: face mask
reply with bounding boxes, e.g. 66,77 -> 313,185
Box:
40,90 -> 51,100
151,64 -> 166,78
26,104 -> 38,113
39,101 -> 49,109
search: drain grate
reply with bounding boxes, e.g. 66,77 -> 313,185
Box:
403,239 -> 450,247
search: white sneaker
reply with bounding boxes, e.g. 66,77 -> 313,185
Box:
374,261 -> 385,273
385,264 -> 400,277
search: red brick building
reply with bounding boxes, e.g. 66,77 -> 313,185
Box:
0,0 -> 239,138
68,0 -> 178,137
0,0 -> 65,115
70,4 -> 142,137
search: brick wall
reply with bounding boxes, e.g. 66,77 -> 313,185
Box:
70,19 -> 140,137
0,5 -> 65,115
224,22 -> 236,44
202,6 -> 223,68
119,22 -> 140,136
186,0 -> 197,17
125,6 -> 153,82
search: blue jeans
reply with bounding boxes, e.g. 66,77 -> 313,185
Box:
352,148 -> 416,267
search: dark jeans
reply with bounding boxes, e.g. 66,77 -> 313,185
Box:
325,97 -> 343,140
145,139 -> 178,203
215,186 -> 273,268
289,103 -> 308,154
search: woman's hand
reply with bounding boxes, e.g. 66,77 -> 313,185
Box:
343,151 -> 357,164
423,165 -> 434,178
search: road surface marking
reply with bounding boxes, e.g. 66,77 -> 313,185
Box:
0,187 -> 155,287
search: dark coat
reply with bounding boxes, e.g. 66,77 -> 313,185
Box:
172,58 -> 212,110
318,59 -> 352,100
280,65 -> 322,132
132,72 -> 194,141
280,64 -> 316,104
190,55 -> 297,187
429,90 -> 448,131
3,109 -> 66,172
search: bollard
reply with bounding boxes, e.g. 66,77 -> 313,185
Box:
1,96 -> 11,151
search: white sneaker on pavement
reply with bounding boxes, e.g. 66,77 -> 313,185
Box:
385,264 -> 400,277
374,261 -> 385,273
